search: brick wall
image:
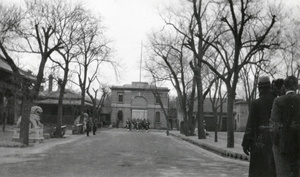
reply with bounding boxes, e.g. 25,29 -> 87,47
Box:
111,83 -> 169,129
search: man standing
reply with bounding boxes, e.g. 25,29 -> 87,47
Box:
270,76 -> 300,177
242,76 -> 276,177
92,120 -> 97,135
86,119 -> 91,136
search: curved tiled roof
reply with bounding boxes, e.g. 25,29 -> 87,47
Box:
0,57 -> 37,81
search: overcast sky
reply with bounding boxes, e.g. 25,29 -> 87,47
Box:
82,0 -> 174,86
2,0 -> 300,92
2,0 -> 176,88
87,0 -> 300,87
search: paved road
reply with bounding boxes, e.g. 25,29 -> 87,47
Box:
1,129 -> 249,177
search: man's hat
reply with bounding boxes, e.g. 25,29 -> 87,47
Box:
258,76 -> 270,88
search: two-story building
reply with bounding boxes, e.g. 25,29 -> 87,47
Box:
110,82 -> 170,129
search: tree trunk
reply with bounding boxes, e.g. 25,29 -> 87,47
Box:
213,107 -> 218,142
79,86 -> 86,123
187,78 -> 196,136
93,102 -> 97,122
19,96 -> 32,145
226,90 -> 235,148
196,76 -> 206,139
56,87 -> 64,138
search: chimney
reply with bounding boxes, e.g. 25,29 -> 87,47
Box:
48,74 -> 53,93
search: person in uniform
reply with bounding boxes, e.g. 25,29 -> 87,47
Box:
126,119 -> 132,131
86,119 -> 91,136
92,120 -> 97,135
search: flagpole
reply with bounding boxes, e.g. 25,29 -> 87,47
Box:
139,40 -> 143,83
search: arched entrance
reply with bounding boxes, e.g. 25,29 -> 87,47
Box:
117,110 -> 123,128
154,111 -> 161,128
131,96 -> 148,121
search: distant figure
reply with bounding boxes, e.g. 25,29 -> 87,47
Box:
126,119 -> 132,131
145,119 -> 150,132
92,121 -> 97,135
136,118 -> 141,131
242,76 -> 276,177
116,119 -> 119,129
132,119 -> 137,130
270,76 -> 300,177
86,119 -> 91,136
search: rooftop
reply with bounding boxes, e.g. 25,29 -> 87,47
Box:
111,82 -> 170,92
0,57 -> 37,81
37,89 -> 93,106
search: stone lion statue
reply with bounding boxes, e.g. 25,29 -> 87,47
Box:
16,106 -> 43,128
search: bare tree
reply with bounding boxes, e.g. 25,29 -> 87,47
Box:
146,29 -> 196,136
150,84 -> 170,132
1,0 -> 64,145
190,0 -> 280,147
86,78 -> 109,122
156,0 -> 222,139
0,3 -> 23,132
49,2 -> 85,137
238,51 -> 275,110
185,0 -> 219,139
75,12 -> 114,123
208,76 -> 227,142
278,19 -> 300,78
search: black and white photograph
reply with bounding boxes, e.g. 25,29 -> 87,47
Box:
0,0 -> 300,176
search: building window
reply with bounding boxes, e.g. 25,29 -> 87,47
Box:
155,112 -> 160,123
118,93 -> 123,103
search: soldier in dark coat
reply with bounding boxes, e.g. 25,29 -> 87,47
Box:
270,76 -> 300,177
92,121 -> 97,135
242,76 -> 276,177
86,119 -> 91,136
126,119 -> 132,131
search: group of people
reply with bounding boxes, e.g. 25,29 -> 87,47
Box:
126,118 -> 150,132
85,119 -> 97,136
242,75 -> 300,177
74,113 -> 98,136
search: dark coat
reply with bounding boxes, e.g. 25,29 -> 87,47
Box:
270,92 -> 300,157
242,91 -> 276,177
86,121 -> 91,132
92,123 -> 97,132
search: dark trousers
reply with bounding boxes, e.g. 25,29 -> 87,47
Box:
273,145 -> 300,177
86,129 -> 90,136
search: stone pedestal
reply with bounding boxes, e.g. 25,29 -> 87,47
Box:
12,126 -> 44,143
72,124 -> 83,134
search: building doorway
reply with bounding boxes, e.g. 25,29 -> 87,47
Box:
132,109 -> 147,120
154,112 -> 161,128
117,110 -> 123,128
